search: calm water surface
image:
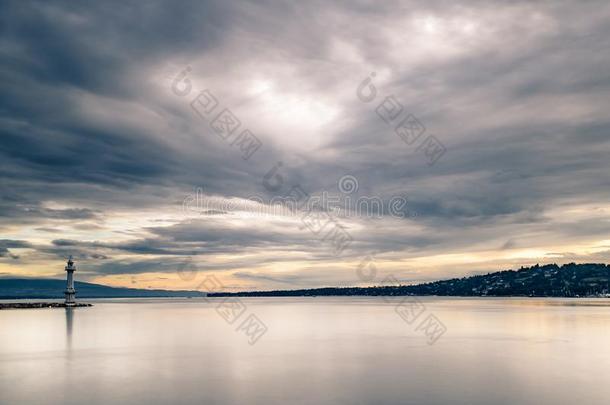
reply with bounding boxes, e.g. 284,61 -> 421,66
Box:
1,297 -> 609,404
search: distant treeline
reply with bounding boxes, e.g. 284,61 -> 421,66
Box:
209,263 -> 610,298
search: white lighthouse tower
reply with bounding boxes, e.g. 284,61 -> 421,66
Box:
64,256 -> 77,306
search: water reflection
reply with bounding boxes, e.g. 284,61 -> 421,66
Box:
0,298 -> 609,405
65,307 -> 74,353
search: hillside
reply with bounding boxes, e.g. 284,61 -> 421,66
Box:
0,278 -> 205,299
208,263 -> 610,298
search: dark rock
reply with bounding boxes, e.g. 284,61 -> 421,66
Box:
0,302 -> 93,310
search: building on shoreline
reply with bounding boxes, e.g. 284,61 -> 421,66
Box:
65,256 -> 76,306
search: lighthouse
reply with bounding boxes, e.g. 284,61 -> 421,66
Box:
64,256 -> 77,306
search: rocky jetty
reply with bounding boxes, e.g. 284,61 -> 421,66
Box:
0,302 -> 93,310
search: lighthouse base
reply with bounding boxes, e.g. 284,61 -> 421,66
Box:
65,290 -> 76,306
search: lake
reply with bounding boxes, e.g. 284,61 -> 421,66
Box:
1,297 -> 609,404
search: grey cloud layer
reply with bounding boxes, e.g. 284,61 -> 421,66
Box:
1,0 -> 609,287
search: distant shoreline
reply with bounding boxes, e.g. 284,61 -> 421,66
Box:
209,263 -> 610,298
2,263 -> 608,300
0,278 -> 205,300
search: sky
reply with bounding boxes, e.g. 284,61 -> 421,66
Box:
1,0 -> 610,292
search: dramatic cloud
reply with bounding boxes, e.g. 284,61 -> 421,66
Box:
1,0 -> 609,290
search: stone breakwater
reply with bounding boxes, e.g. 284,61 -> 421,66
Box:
0,302 -> 93,309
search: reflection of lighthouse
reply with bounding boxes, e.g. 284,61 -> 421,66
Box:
64,256 -> 77,306
65,308 -> 74,354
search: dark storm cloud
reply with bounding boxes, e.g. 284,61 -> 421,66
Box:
0,0 -> 233,96
0,0 -> 279,216
0,239 -> 32,258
